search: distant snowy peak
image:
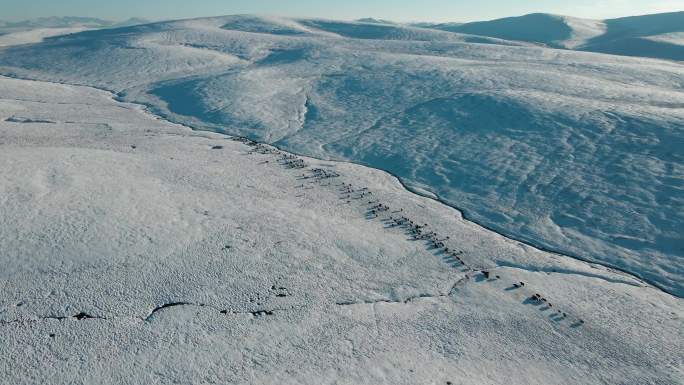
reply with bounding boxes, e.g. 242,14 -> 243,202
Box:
0,16 -> 150,30
581,11 -> 684,60
0,16 -> 152,48
355,18 -> 396,25
602,11 -> 684,39
6,16 -> 113,28
430,13 -> 604,49
426,11 -> 684,60
0,27 -> 90,47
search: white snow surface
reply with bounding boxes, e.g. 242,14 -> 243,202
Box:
1,74 -> 683,384
0,15 -> 680,295
0,17 -> 150,49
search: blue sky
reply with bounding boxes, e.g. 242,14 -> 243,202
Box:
2,0 -> 682,22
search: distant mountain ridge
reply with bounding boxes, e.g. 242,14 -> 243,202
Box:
0,17 -> 150,47
355,18 -> 396,25
3,12 -> 682,60
429,13 -> 601,48
0,16 -> 149,30
426,11 -> 684,60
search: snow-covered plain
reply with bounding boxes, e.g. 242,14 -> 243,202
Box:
1,15 -> 681,295
1,74 -> 682,385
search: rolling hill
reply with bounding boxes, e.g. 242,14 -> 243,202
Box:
428,11 -> 684,60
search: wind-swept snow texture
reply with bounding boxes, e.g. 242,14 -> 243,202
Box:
1,75 -> 683,385
1,15 -> 681,296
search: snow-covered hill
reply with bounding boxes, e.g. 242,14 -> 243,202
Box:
1,75 -> 682,385
0,17 -> 150,48
428,11 -> 684,61
0,16 -> 149,30
0,15 -> 681,296
0,28 -> 91,47
582,12 -> 684,61
429,13 -> 605,49
295,18 -> 529,44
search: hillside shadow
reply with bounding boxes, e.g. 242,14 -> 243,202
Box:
443,13 -> 573,47
582,11 -> 684,61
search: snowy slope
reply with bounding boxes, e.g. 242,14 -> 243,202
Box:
581,12 -> 684,61
296,18 -> 530,45
431,13 -> 605,49
427,11 -> 684,61
1,75 -> 682,385
0,17 -> 150,48
0,15 -> 681,296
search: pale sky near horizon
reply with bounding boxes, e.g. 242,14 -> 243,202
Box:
1,0 -> 682,23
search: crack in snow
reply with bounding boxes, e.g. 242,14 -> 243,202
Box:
0,312 -> 106,325
336,278 -> 468,307
142,301 -> 310,323
1,288 -> 467,326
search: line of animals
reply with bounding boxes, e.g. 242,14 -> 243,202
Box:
235,137 -> 585,328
